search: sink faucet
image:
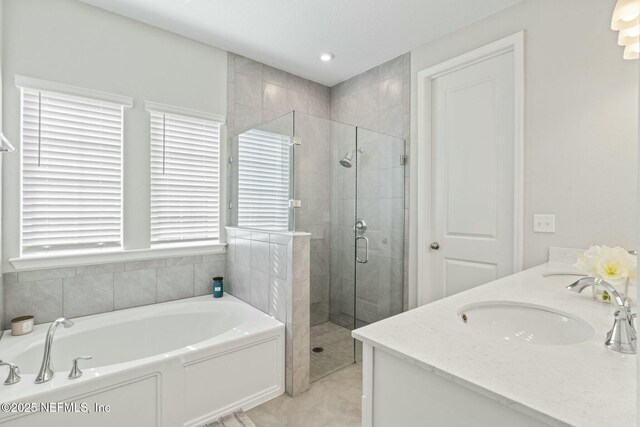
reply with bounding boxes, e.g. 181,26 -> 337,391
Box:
567,277 -> 636,354
35,318 -> 74,384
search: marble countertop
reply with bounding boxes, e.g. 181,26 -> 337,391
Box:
352,263 -> 637,427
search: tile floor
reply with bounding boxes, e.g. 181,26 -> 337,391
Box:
310,322 -> 354,382
247,363 -> 362,427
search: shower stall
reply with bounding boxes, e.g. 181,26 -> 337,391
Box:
230,110 -> 405,382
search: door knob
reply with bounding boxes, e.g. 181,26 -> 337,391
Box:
430,242 -> 440,250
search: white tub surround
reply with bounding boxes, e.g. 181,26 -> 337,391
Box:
225,227 -> 311,396
353,262 -> 636,427
0,295 -> 284,427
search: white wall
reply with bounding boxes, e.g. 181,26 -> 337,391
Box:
410,0 -> 638,273
1,0 -> 227,271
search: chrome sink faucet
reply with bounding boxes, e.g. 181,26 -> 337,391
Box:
35,318 -> 74,384
567,277 -> 636,354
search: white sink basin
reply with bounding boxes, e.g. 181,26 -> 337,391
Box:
458,301 -> 595,345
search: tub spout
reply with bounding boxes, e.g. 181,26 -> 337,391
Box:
35,318 -> 74,384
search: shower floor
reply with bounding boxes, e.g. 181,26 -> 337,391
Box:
310,322 -> 355,382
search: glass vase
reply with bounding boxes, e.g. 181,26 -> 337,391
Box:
592,278 -> 630,304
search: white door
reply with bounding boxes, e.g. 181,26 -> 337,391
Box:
427,50 -> 516,303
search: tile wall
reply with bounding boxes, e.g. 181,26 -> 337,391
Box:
330,53 -> 411,323
2,254 -> 225,326
227,52 -> 330,135
227,53 -> 333,327
225,227 -> 311,396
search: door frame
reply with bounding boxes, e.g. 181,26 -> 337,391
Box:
412,32 -> 525,307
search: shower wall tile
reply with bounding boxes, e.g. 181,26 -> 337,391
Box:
235,74 -> 263,109
285,88 -> 309,113
309,94 -> 330,119
234,104 -> 262,133
227,51 -> 330,149
379,55 -> 404,81
4,253 -> 226,325
330,53 -> 409,138
263,82 -> 288,114
235,55 -> 262,79
329,52 -> 410,328
263,65 -> 287,86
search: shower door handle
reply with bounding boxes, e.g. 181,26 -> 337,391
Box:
356,236 -> 369,264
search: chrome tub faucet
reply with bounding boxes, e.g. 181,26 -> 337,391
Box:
0,361 -> 21,385
35,318 -> 74,384
567,277 -> 636,354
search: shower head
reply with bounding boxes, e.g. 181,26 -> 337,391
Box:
339,153 -> 353,168
339,147 -> 363,168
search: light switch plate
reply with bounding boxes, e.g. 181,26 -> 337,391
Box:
533,214 -> 556,233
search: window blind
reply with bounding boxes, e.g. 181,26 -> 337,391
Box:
21,88 -> 124,253
150,111 -> 221,244
237,129 -> 290,231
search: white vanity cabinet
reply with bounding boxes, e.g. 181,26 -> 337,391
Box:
360,343 -> 550,427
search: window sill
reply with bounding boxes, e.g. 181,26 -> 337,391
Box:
9,242 -> 227,271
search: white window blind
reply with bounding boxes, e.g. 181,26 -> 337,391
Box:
150,111 -> 221,244
21,88 -> 124,254
237,129 -> 290,231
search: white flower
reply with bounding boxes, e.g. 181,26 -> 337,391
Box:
574,245 -> 637,287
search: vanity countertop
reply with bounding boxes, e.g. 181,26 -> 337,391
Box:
352,263 -> 637,427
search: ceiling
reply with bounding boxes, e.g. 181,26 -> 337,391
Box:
78,0 -> 522,86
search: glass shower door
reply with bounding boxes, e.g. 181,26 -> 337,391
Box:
309,119 -> 357,382
354,127 -> 405,335
306,116 -> 405,381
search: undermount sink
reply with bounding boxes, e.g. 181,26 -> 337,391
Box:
458,301 -> 595,345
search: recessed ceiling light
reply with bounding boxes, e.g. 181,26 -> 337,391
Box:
320,52 -> 335,62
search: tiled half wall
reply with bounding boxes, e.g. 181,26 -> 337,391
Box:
225,227 -> 310,396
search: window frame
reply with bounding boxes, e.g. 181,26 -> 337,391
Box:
146,101 -> 226,247
18,80 -> 129,256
